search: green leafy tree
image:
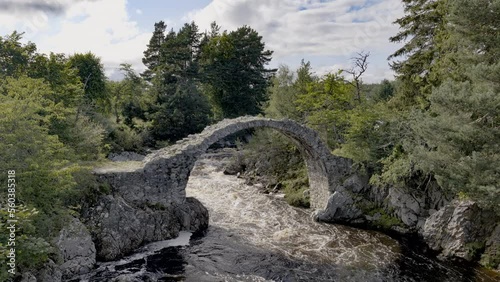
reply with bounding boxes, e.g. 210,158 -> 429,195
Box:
265,65 -> 302,121
107,63 -> 150,124
28,52 -> 84,107
295,72 -> 354,148
0,81 -> 89,277
68,52 -> 107,105
0,31 -> 37,80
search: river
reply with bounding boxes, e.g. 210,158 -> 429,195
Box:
78,150 -> 499,282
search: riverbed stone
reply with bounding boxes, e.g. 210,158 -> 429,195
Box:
343,174 -> 367,194
53,217 -> 96,278
20,272 -> 37,282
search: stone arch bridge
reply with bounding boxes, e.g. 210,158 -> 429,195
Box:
91,116 -> 358,260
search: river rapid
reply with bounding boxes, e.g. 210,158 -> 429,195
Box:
78,150 -> 499,282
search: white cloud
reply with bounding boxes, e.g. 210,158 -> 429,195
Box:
187,0 -> 405,82
0,0 -> 98,34
136,9 -> 142,15
0,0 -> 149,77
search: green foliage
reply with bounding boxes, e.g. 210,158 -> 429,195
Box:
0,91 -> 87,276
238,129 -> 309,207
68,52 -> 107,104
142,21 -> 168,82
465,241 -> 486,260
0,94 -> 77,212
295,71 -> 354,148
0,31 -> 37,79
106,118 -> 148,152
28,52 -> 84,107
151,81 -> 211,142
407,66 -> 500,212
200,25 -> 276,119
335,102 -> 394,167
0,207 -> 54,280
480,251 -> 500,270
265,65 -> 302,121
374,212 -> 404,230
373,79 -> 395,102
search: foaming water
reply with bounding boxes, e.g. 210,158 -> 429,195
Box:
186,154 -> 399,271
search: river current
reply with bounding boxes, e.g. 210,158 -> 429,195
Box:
78,150 -> 499,282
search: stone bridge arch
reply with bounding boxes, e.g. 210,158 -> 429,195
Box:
92,116 -> 353,260
96,116 -> 350,210
142,116 -> 345,210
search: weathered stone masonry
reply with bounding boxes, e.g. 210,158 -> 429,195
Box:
90,116 -> 353,260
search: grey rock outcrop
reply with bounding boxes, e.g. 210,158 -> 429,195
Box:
20,272 -> 37,282
53,217 -> 96,278
84,195 -> 207,261
387,187 -> 421,227
313,186 -> 363,223
422,200 -> 497,261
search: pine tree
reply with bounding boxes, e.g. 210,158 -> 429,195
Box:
142,21 -> 167,82
388,0 -> 448,109
200,25 -> 276,119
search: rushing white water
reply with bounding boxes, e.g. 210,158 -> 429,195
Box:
186,152 -> 400,270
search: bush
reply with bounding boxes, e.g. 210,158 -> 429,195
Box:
235,128 -> 310,208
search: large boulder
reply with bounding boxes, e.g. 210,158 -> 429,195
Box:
422,200 -> 497,261
313,187 -> 363,223
53,218 -> 96,278
36,259 -> 62,282
84,195 -> 208,261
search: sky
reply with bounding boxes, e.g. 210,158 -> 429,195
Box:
0,0 -> 405,83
